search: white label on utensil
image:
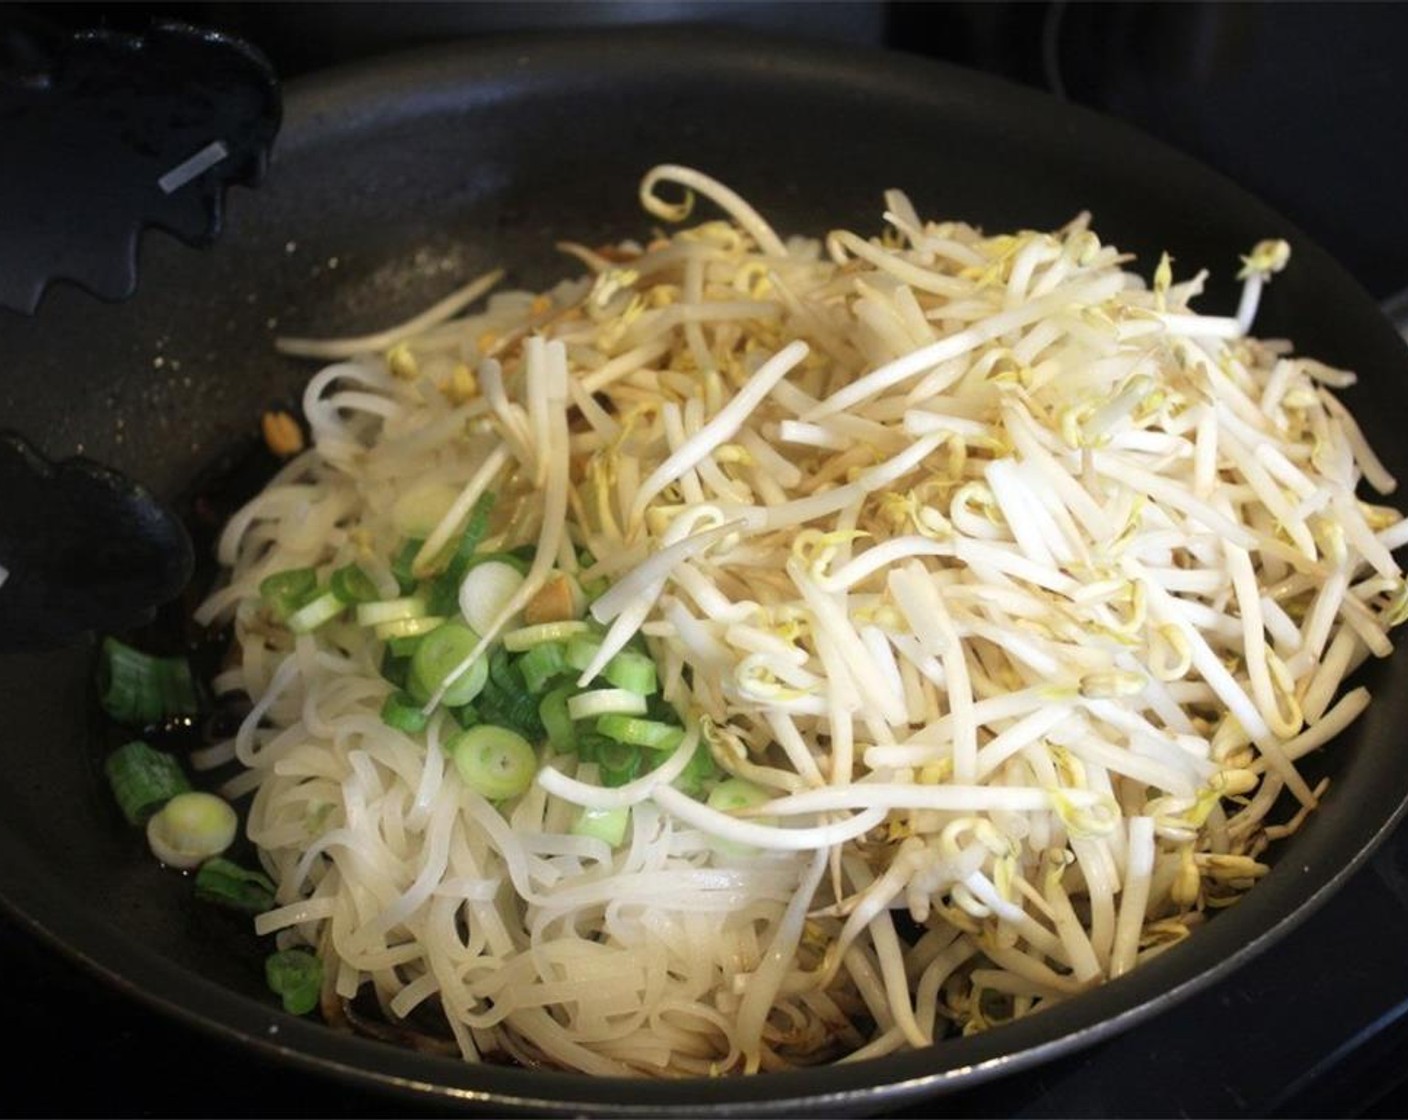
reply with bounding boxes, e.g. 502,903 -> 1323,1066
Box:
158,140 -> 230,194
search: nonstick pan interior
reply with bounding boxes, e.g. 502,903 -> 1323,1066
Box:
2,29 -> 1407,1116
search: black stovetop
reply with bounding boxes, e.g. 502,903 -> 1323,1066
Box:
8,4 -> 1408,1116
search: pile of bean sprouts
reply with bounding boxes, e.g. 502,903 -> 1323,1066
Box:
194,165 -> 1408,1075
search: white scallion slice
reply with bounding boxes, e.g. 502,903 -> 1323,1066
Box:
567,688 -> 649,720
356,597 -> 428,627
373,615 -> 446,641
459,561 -> 526,637
502,620 -> 591,651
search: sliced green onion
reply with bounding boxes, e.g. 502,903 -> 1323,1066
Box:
385,633 -> 425,658
373,615 -> 445,641
706,778 -> 774,858
330,563 -> 380,604
503,620 -> 591,652
518,641 -> 568,695
392,538 -> 425,593
380,649 -> 410,691
411,621 -> 489,707
574,731 -> 611,764
489,645 -> 522,692
568,688 -> 648,720
571,805 -> 630,847
287,590 -> 345,634
538,687 -> 576,753
445,491 -> 497,582
265,949 -> 322,1016
424,572 -> 462,618
356,596 -> 428,627
194,857 -> 276,914
258,568 -> 318,621
104,739 -> 191,825
381,690 -> 429,734
450,725 -> 538,800
146,790 -> 238,869
595,714 -> 685,752
707,777 -> 772,813
602,650 -> 659,696
97,638 -> 199,727
673,740 -> 720,798
580,575 -> 611,602
449,703 -> 482,731
474,647 -> 547,741
477,686 -> 546,742
596,739 -> 643,787
565,634 -> 604,673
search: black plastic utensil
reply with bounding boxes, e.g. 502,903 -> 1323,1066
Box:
0,20 -> 281,314
0,20 -> 279,649
0,432 -> 193,652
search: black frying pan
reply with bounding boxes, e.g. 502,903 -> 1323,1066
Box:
3,28 -> 1408,1116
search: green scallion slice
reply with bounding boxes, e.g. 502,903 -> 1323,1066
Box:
596,739 -> 643,787
476,679 -> 546,742
258,568 -> 318,621
423,571 -> 461,618
445,491 -> 497,583
97,638 -> 200,727
488,645 -> 522,693
538,686 -> 577,753
602,649 -> 658,696
194,857 -> 277,914
372,615 -> 445,641
564,633 -> 604,673
567,688 -> 647,720
672,740 -> 720,798
707,777 -> 771,813
355,596 -> 428,627
450,725 -> 538,800
410,621 -> 488,707
570,805 -> 630,847
385,633 -> 425,658
286,589 -> 345,634
518,641 -> 568,695
574,731 -> 611,764
104,739 -> 191,826
449,703 -> 482,731
380,648 -> 410,691
392,538 -> 425,593
381,690 -> 429,734
503,620 -> 591,652
706,778 -> 775,858
594,713 -> 684,752
265,949 -> 322,1016
330,563 -> 380,604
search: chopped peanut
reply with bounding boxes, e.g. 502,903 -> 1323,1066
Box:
261,410 -> 304,457
524,572 -> 584,624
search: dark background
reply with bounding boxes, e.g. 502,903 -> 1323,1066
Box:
6,3 -> 1408,1116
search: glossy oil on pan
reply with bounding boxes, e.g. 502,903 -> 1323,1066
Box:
2,29 -> 1407,1117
